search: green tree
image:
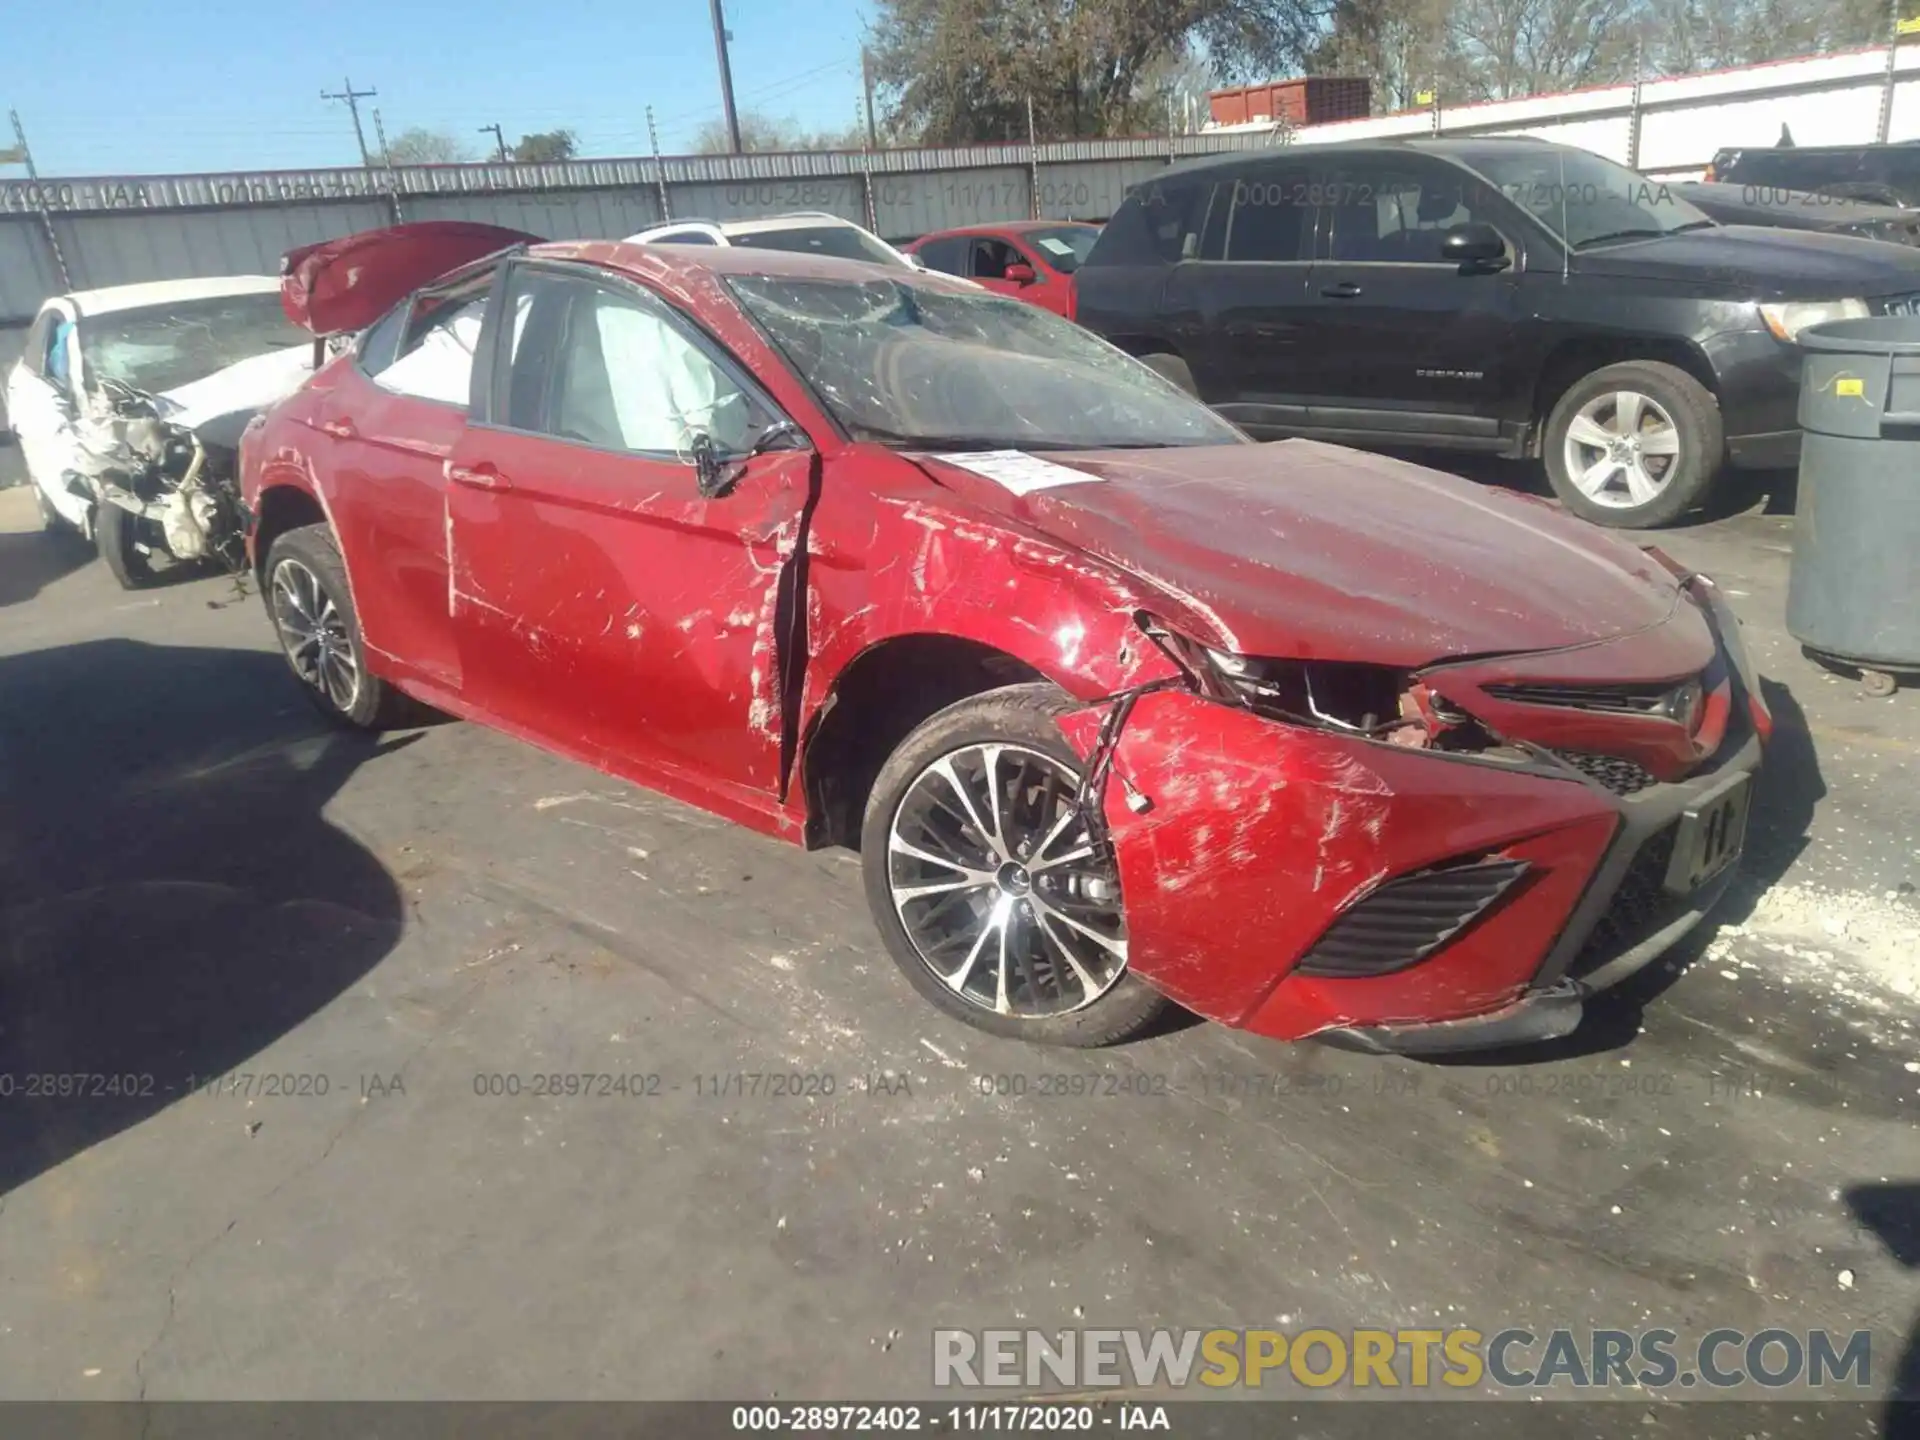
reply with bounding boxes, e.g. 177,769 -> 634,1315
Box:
512,129 -> 579,162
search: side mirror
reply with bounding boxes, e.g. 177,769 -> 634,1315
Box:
1442,223 -> 1509,271
1004,262 -> 1037,285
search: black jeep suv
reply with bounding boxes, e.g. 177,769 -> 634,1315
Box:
1076,137 -> 1920,527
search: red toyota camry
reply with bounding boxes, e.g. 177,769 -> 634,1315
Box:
242,222 -> 1767,1052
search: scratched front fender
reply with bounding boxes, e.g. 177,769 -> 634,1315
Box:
1063,691 -> 1620,1039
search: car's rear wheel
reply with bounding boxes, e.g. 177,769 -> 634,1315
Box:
1542,360 -> 1722,528
860,684 -> 1168,1047
95,502 -> 161,589
264,523 -> 406,730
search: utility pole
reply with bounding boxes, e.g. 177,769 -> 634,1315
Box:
6,110 -> 71,290
480,123 -> 510,162
321,76 -> 378,167
1878,0 -> 1902,144
371,108 -> 405,223
708,0 -> 743,154
1026,94 -> 1040,219
647,105 -> 673,221
861,46 -> 880,150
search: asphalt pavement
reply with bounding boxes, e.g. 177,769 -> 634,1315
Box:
0,461 -> 1914,1433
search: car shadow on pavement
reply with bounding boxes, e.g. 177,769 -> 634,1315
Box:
0,528 -> 93,610
0,640 -> 406,1195
1843,1183 -> 1920,1436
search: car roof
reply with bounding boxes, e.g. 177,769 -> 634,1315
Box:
715,213 -> 867,237
1151,135 -> 1561,184
532,238 -> 972,289
64,274 -> 281,318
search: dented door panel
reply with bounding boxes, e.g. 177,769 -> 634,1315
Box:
444,428 -> 814,796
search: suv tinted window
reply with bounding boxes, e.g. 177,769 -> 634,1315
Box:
1137,181 -> 1210,262
1224,165 -> 1312,261
1328,163 -> 1490,263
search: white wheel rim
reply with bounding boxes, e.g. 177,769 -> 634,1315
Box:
1563,389 -> 1682,510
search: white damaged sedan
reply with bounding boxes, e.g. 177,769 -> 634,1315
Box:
4,276 -> 315,586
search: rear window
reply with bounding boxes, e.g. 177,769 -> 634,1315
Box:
1091,180 -> 1211,266
730,225 -> 901,267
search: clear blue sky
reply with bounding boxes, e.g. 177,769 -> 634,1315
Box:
2,0 -> 873,176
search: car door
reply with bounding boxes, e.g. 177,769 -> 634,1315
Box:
5,303 -> 84,516
966,235 -> 1033,299
308,272 -> 497,696
441,259 -> 813,796
1299,155 -> 1524,446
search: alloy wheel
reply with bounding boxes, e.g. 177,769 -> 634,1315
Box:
1563,389 -> 1682,510
270,557 -> 361,712
888,743 -> 1128,1017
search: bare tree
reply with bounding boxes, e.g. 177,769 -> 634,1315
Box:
382,128 -> 476,165
868,0 -> 1329,144
691,112 -> 867,153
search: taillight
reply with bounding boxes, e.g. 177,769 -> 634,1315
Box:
1065,280 -> 1078,323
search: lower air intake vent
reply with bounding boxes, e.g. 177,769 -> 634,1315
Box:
1485,681 -> 1680,714
1553,750 -> 1659,796
1296,858 -> 1530,978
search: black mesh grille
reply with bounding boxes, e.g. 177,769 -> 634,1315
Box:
1553,749 -> 1660,796
1570,825 -> 1683,978
1296,859 -> 1529,978
1486,682 -> 1675,714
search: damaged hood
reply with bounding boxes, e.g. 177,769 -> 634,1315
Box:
916,439 -> 1685,667
156,344 -> 315,430
281,221 -> 542,335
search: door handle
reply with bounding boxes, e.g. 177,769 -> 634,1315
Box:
446,461 -> 511,491
1320,281 -> 1364,298
320,417 -> 357,439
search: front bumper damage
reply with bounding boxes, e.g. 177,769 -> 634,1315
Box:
1065,584 -> 1765,1055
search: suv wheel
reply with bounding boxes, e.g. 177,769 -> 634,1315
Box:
1542,360 -> 1722,529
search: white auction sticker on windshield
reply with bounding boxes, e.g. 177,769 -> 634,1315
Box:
1037,237 -> 1075,256
939,450 -> 1102,496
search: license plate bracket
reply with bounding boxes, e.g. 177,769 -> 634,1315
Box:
1663,772 -> 1752,896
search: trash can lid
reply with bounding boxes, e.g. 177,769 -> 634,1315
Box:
1799,315 -> 1920,354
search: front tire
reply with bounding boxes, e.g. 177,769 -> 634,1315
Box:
1542,360 -> 1722,528
95,502 -> 160,588
263,523 -> 406,730
860,683 -> 1169,1047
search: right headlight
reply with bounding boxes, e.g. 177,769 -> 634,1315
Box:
1758,298 -> 1868,343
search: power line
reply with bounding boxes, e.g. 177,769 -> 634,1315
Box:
320,77 -> 378,167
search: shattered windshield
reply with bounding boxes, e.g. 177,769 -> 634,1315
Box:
79,293 -> 309,395
728,274 -> 1244,450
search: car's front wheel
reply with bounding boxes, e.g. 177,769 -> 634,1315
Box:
95,502 -> 161,588
264,523 -> 406,730
860,684 -> 1169,1047
1542,360 -> 1723,528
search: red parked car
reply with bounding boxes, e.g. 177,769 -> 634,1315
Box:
243,222 -> 1767,1052
905,221 -> 1100,318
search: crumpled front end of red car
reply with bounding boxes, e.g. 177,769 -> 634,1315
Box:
1062,573 -> 1767,1054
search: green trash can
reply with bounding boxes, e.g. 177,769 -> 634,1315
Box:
1787,316 -> 1920,696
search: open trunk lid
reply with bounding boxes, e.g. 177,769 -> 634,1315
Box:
280,221 -> 542,335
